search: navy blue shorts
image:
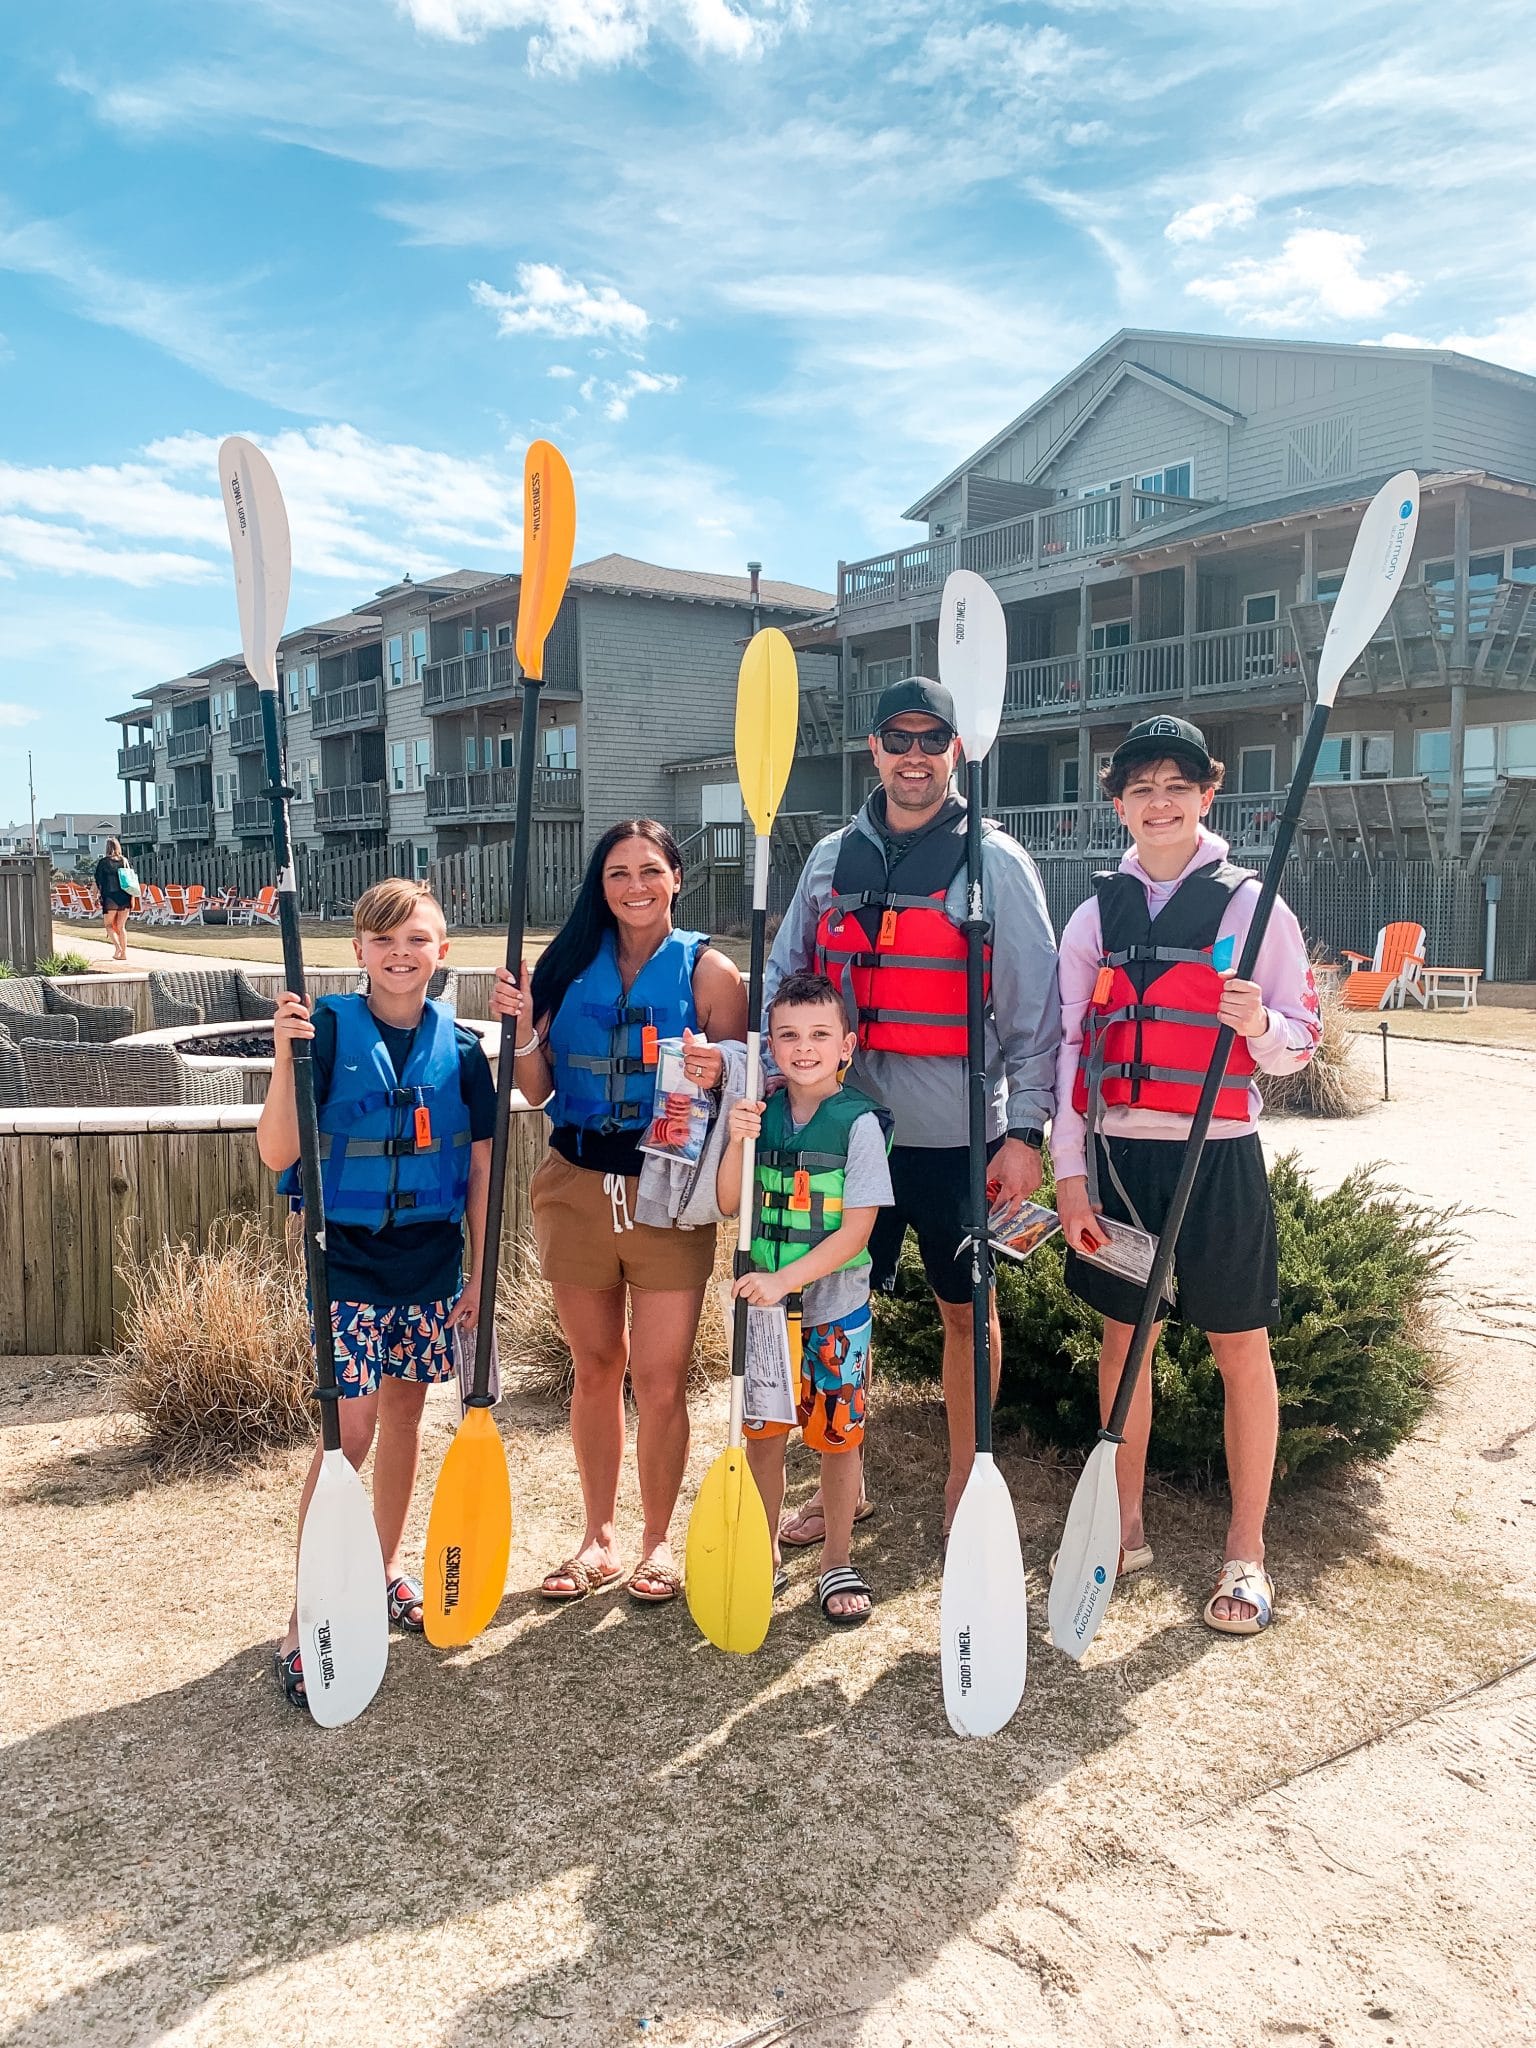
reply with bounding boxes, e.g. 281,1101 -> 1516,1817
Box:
868,1139 -> 1003,1306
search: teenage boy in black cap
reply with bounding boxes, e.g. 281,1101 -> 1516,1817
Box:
765,675 -> 1060,1546
1052,716 -> 1321,1634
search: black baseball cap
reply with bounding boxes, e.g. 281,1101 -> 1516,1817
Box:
872,675 -> 956,735
1109,715 -> 1213,778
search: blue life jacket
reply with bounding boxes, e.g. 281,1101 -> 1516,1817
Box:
547,928 -> 708,1134
278,993 -> 472,1228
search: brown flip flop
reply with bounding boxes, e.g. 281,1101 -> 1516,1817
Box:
540,1556 -> 623,1602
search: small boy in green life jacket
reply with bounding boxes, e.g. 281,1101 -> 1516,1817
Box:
718,971 -> 893,1626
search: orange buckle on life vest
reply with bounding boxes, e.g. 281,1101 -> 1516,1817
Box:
1091,964 -> 1115,1006
413,1105 -> 432,1147
789,1169 -> 812,1213
640,1024 -> 659,1066
878,907 -> 899,949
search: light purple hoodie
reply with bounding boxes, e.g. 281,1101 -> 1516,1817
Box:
1051,825 -> 1320,1180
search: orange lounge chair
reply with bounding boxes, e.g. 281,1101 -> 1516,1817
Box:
1340,922 -> 1426,1011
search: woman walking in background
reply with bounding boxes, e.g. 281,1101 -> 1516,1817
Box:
94,837 -> 134,963
491,819 -> 747,1607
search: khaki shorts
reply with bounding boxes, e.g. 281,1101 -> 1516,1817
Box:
531,1149 -> 717,1293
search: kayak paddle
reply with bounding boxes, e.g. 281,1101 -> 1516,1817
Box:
1048,470 -> 1421,1660
218,437 -> 388,1728
684,625 -> 798,1654
423,439 -> 577,1647
936,568 -> 1028,1737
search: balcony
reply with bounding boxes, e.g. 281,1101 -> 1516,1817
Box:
119,811 -> 158,845
230,710 -> 266,753
166,727 -> 211,764
424,766 -> 583,822
999,791 -> 1283,860
170,804 -> 211,838
117,741 -> 155,778
422,644 -> 581,714
233,796 -> 272,835
839,485 -> 1208,612
310,678 -> 384,734
314,780 -> 385,829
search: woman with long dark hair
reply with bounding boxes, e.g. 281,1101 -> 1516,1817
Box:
94,836 -> 134,963
491,819 -> 746,1604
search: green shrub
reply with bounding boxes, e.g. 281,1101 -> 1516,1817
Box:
871,1153 -> 1457,1485
36,950 -> 93,975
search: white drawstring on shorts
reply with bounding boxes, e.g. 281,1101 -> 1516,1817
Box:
603,1172 -> 634,1235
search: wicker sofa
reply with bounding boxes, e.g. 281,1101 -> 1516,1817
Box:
0,976 -> 134,1044
148,968 -> 281,1030
20,1038 -> 247,1109
0,1022 -> 27,1107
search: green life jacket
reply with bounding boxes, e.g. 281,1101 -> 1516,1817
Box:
749,1083 -> 891,1276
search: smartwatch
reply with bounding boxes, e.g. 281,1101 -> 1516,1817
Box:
1010,1127 -> 1045,1151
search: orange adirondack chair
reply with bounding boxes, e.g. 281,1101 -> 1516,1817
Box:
1340,922 -> 1426,1010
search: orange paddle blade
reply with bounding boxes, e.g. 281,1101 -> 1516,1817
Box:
422,1406 -> 513,1647
516,441 -> 577,680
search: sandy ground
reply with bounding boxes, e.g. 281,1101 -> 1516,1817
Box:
3,1037 -> 1534,2048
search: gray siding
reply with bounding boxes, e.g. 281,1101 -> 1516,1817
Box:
378,593 -> 435,842
1037,376 -> 1230,503
1227,360 -> 1431,505
1430,366 -> 1536,478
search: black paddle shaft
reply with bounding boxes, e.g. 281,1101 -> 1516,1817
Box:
260,692 -> 342,1458
1102,698 -> 1333,1443
470,672 -> 544,1404
962,758 -> 995,1458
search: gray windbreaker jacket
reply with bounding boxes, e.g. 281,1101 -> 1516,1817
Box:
763,794 -> 1060,1149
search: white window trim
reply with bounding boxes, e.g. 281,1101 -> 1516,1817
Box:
1242,590 -> 1281,627
1136,456 -> 1195,499
1239,744 -> 1277,794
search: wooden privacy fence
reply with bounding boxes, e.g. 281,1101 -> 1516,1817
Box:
1032,855 -> 1535,981
1,856 -> 52,972
0,1103 -> 548,1357
430,822 -> 583,929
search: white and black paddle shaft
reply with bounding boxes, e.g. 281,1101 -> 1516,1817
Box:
936,569 -> 1028,1737
1048,472 -> 1421,1660
218,437 -> 388,1726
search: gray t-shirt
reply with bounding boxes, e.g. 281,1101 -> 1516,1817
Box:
774,1106 -> 893,1330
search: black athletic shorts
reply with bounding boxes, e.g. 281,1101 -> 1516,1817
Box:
1063,1132 -> 1280,1333
868,1138 -> 1004,1307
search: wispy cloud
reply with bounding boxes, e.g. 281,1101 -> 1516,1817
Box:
400,0 -> 802,74
578,368 -> 682,420
471,264 -> 650,342
0,703 -> 41,730
1165,194 -> 1256,244
1187,229 -> 1414,327
1379,311 -> 1536,377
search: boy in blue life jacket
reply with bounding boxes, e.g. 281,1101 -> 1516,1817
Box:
258,879 -> 495,1709
718,971 -> 893,1627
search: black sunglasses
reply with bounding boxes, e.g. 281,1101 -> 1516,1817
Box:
876,726 -> 953,756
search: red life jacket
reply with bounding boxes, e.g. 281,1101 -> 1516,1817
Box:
1071,859 -> 1258,1123
813,809 -> 991,1057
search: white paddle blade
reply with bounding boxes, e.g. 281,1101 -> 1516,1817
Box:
938,569 -> 1007,763
217,435 -> 292,695
1047,1438 -> 1122,1661
1315,471 -> 1419,705
296,1449 -> 389,1727
940,1454 -> 1028,1737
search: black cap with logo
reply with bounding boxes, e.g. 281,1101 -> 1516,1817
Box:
872,675 -> 957,736
1109,714 -> 1214,779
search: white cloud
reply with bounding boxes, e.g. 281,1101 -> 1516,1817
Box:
1377,312 -> 1536,378
471,264 -> 650,342
547,363 -> 577,378
0,703 -> 40,729
1187,229 -> 1413,327
0,514 -> 216,586
1165,193 -> 1256,243
400,0 -> 799,74
914,21 -> 1079,92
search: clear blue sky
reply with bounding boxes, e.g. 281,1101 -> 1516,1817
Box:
1,0 -> 1529,817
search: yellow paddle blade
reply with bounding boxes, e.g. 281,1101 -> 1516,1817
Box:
685,1446 -> 773,1653
422,1406 -> 513,1647
516,440 -> 577,680
734,627 -> 799,839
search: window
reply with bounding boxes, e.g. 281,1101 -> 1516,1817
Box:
387,635 -> 404,687
464,735 -> 478,773
1506,722 -> 1536,775
1422,554 -> 1504,594
497,735 -> 516,770
1090,621 -> 1131,651
462,627 -> 489,655
1415,727 -> 1498,789
287,669 -> 300,712
215,774 -> 226,809
414,844 -> 430,880
156,784 -> 167,818
701,780 -> 742,824
1243,592 -> 1279,626
542,724 -> 577,771
1060,758 -> 1079,805
410,627 -> 428,678
413,739 -> 431,789
1137,460 -> 1193,505
1239,746 -> 1275,795
390,742 -> 407,793
227,690 -> 236,725
1315,571 -> 1344,602
212,695 -> 224,731
495,622 -> 513,647
1512,547 -> 1536,587
308,756 -> 320,805
863,656 -> 912,696
1316,732 -> 1393,782
305,663 -> 318,699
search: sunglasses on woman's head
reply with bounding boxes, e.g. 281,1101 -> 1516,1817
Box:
877,726 -> 953,756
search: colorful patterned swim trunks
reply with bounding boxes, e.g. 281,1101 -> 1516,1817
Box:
321,1298 -> 459,1399
744,1304 -> 870,1453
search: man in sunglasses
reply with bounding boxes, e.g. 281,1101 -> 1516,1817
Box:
764,675 -> 1059,1545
